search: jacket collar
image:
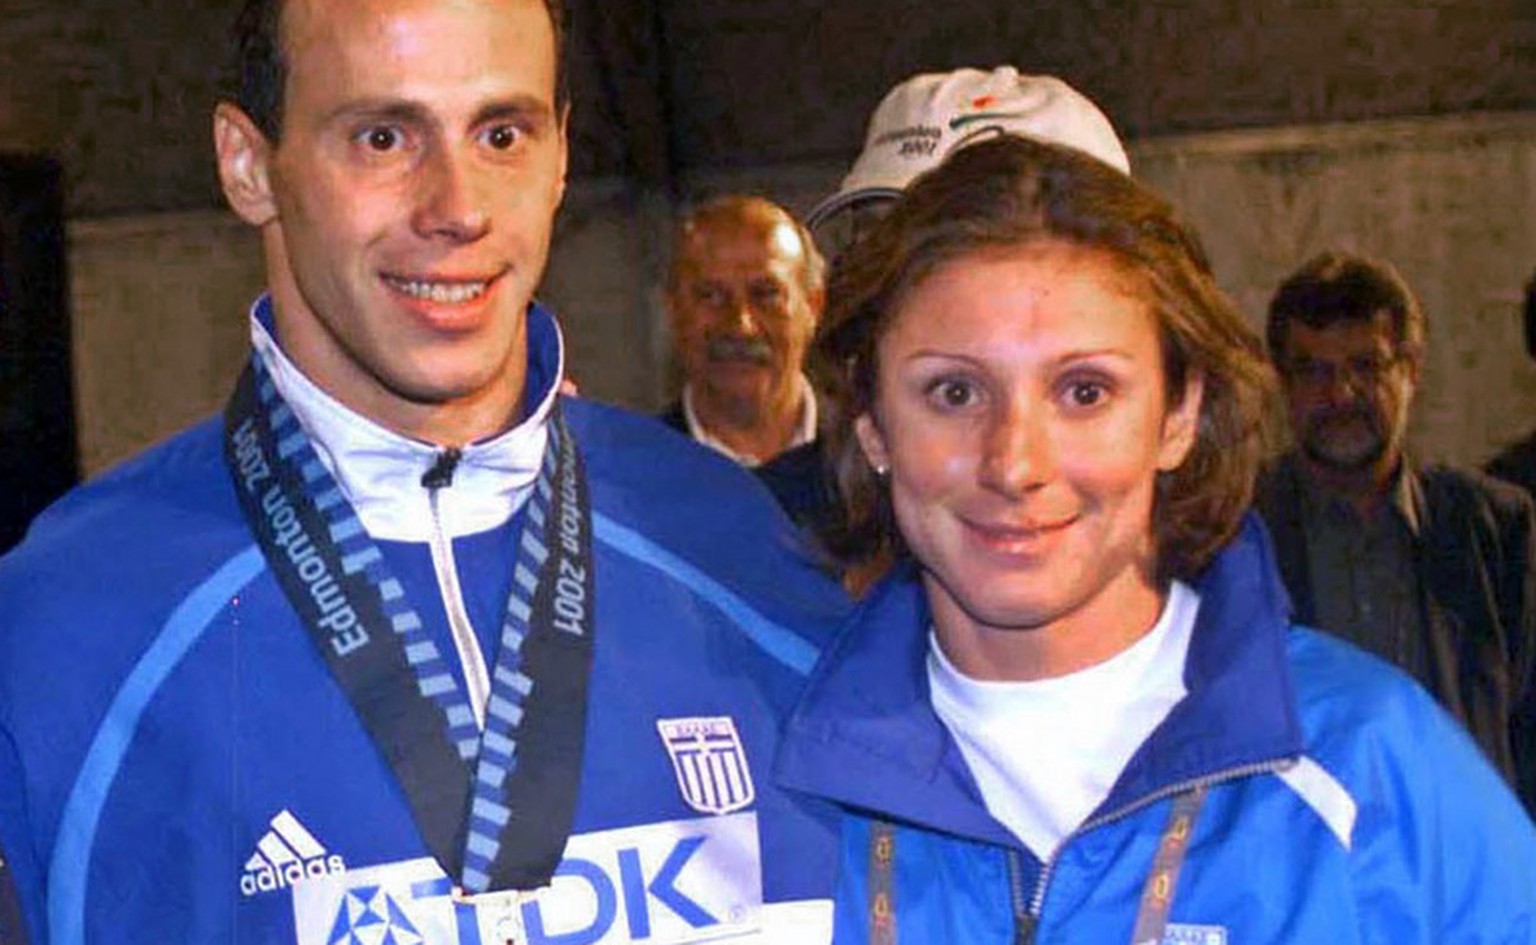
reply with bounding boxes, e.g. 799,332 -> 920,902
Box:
248,294 -> 564,543
680,374 -> 820,468
1291,450 -> 1424,537
775,513 -> 1304,847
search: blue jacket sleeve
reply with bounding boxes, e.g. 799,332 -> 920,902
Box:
0,722 -> 41,944
1348,684 -> 1536,941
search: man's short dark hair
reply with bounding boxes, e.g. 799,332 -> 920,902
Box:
232,0 -> 570,142
1265,250 -> 1425,364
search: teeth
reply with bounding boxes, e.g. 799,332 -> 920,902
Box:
386,277 -> 488,303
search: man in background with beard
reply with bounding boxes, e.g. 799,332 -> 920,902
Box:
1257,250 -> 1536,815
660,196 -> 824,469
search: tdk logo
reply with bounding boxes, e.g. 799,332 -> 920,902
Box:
384,834 -> 730,945
240,810 -> 346,897
290,813 -> 763,945
513,835 -> 716,943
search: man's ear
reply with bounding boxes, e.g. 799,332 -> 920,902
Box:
663,254 -> 691,332
214,102 -> 278,227
662,281 -> 683,333
807,283 -> 827,321
553,101 -> 571,205
1404,348 -> 1425,387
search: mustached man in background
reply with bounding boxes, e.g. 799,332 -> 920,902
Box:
660,196 -> 825,471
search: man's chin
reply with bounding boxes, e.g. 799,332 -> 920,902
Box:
1300,437 -> 1385,474
696,382 -> 773,425
702,368 -> 771,400
704,357 -> 773,377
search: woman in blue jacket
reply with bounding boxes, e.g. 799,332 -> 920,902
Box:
776,134 -> 1536,943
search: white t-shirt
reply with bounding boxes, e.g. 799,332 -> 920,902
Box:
927,582 -> 1199,860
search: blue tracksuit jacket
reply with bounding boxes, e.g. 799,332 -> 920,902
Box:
776,515 -> 1536,943
0,305 -> 849,945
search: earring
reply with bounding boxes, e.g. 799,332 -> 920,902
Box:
872,462 -> 890,478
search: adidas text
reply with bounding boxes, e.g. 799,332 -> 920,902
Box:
241,855 -> 346,897
241,809 -> 347,898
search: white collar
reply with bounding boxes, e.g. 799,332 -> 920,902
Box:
248,295 -> 563,543
681,373 -> 818,468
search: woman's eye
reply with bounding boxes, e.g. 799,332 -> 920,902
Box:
1065,380 -> 1106,407
929,378 -> 978,409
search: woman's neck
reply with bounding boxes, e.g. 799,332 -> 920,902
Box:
925,566 -> 1168,682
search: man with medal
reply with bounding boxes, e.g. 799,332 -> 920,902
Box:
0,0 -> 848,941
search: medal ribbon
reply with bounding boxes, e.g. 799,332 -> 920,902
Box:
223,358 -> 596,893
864,785 -> 1207,945
867,820 -> 898,945
1129,786 -> 1207,945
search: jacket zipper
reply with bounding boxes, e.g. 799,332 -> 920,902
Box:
422,447 -> 492,731
1013,757 -> 1294,943
1008,849 -> 1035,945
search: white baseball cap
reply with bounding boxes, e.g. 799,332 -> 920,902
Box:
808,67 -> 1129,230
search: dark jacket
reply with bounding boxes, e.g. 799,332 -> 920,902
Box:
1255,453 -> 1536,813
756,440 -> 840,537
1487,431 -> 1536,502
658,401 -> 841,536
657,399 -> 688,436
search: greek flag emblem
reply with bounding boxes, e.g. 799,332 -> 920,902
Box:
656,717 -> 756,815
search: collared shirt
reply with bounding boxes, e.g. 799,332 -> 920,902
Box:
249,296 -> 563,542
680,374 -> 818,468
1297,463 -> 1429,683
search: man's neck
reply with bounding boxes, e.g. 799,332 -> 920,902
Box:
386,385 -> 527,450
250,304 -> 561,543
689,382 -> 806,465
273,330 -> 526,449
1297,451 -> 1401,517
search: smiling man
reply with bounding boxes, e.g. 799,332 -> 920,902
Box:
1256,250 -> 1536,815
0,0 -> 847,941
661,197 -> 824,468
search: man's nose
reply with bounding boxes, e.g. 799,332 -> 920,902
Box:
1320,364 -> 1367,401
725,297 -> 760,336
412,146 -> 491,242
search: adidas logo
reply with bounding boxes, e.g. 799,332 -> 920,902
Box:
239,809 -> 346,897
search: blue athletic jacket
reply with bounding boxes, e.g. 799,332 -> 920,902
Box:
776,515 -> 1536,944
0,304 -> 849,945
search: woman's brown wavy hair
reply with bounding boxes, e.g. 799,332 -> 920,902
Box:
812,134 -> 1279,583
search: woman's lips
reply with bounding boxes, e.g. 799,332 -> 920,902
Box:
964,514 -> 1077,555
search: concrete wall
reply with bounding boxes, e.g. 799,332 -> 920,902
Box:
65,111 -> 1536,477
67,212 -> 261,474
3,0 -> 1531,217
